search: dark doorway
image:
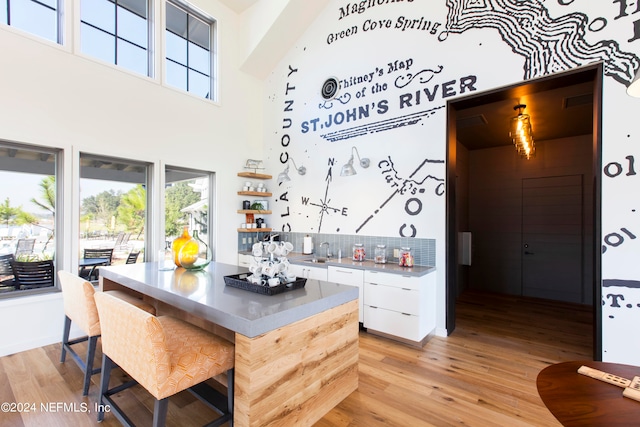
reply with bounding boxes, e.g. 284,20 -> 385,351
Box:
445,64 -> 602,360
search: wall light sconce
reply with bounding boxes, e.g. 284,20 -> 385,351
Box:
627,70 -> 640,97
277,157 -> 306,184
510,104 -> 535,160
340,146 -> 370,176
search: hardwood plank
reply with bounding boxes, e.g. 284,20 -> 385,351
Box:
0,290 -> 591,426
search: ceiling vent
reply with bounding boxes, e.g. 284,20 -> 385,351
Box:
457,114 -> 488,129
563,93 -> 592,109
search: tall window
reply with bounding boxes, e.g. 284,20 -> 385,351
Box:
164,166 -> 212,253
79,154 -> 149,271
1,0 -> 61,43
0,142 -> 58,294
80,0 -> 150,76
165,1 -> 214,100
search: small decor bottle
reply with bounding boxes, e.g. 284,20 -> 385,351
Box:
172,226 -> 192,267
352,243 -> 365,262
398,247 -> 414,267
374,244 -> 387,264
178,230 -> 212,270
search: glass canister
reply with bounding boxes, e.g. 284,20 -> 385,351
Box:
352,243 -> 365,262
374,244 -> 387,264
398,247 -> 414,267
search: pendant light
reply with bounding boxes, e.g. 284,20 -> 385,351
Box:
510,104 -> 535,160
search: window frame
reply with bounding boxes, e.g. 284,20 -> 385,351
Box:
79,0 -> 153,77
0,140 -> 62,298
164,0 -> 216,101
163,165 -> 215,257
78,152 -> 152,266
1,0 -> 63,44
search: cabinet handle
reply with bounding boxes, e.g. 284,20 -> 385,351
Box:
336,269 -> 353,274
369,306 -> 378,309
402,288 -> 412,291
402,313 -> 411,316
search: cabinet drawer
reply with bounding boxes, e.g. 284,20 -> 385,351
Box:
328,266 -> 364,286
364,270 -> 420,290
289,264 -> 327,281
364,305 -> 420,341
238,253 -> 253,267
364,283 -> 419,315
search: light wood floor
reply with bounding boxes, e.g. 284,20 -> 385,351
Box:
0,290 -> 592,426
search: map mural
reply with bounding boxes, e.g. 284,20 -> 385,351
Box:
264,0 -> 640,364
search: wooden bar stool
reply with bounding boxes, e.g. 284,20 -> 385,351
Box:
94,291 -> 235,427
58,271 -> 156,396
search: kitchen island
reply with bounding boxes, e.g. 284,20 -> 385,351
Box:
100,261 -> 359,427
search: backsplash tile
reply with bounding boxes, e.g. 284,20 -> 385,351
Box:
238,231 -> 435,266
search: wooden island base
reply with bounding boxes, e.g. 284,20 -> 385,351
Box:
235,299 -> 359,426
101,276 -> 359,427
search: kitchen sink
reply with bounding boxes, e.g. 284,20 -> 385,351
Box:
303,258 -> 326,263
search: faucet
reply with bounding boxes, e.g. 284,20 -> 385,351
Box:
320,242 -> 332,259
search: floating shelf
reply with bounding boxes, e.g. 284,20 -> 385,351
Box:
238,172 -> 272,180
238,228 -> 273,233
238,191 -> 273,197
237,210 -> 272,214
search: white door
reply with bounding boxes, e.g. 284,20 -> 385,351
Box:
522,175 -> 583,303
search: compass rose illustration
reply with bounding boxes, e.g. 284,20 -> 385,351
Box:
301,158 -> 348,233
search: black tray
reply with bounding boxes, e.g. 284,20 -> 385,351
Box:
224,273 -> 306,295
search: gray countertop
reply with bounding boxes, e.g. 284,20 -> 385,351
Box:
241,251 -> 436,277
100,262 -> 358,339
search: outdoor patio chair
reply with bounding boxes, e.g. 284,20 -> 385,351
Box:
11,259 -> 55,290
125,251 -> 140,264
80,248 -> 114,281
0,254 -> 16,292
14,238 -> 35,258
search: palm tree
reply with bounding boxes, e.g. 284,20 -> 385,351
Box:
30,175 -> 55,217
30,175 -> 56,252
0,197 -> 20,228
117,185 -> 146,238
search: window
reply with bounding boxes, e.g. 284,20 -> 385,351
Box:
1,0 -> 61,43
164,166 -> 213,254
165,1 -> 214,100
80,0 -> 150,76
0,142 -> 58,294
79,154 -> 149,274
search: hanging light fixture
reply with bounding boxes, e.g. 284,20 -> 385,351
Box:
510,104 -> 535,160
340,146 -> 370,176
277,157 -> 306,184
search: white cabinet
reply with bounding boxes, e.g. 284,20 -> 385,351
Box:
288,263 -> 327,281
238,253 -> 253,267
364,270 -> 436,345
328,266 -> 364,323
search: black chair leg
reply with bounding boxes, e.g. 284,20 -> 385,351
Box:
83,336 -> 99,396
97,354 -> 113,423
153,398 -> 169,427
227,368 -> 234,427
60,316 -> 71,363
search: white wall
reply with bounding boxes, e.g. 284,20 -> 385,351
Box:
0,0 -> 263,356
259,0 -> 640,363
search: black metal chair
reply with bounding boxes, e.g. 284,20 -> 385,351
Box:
80,248 -> 114,281
14,238 -> 35,258
0,254 -> 16,292
11,259 -> 55,290
125,251 -> 140,264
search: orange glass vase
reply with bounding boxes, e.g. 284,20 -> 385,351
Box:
172,227 -> 192,267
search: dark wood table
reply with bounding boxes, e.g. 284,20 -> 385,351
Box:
537,360 -> 640,426
78,257 -> 109,279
